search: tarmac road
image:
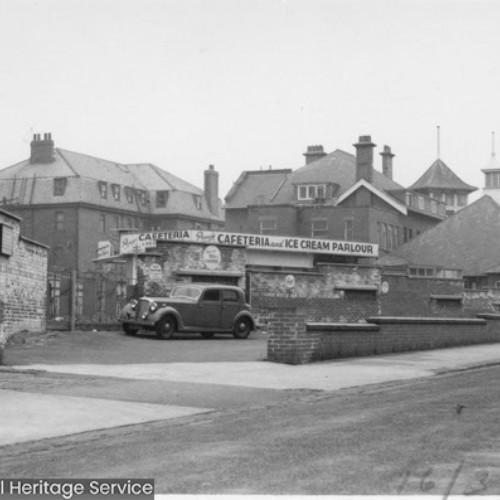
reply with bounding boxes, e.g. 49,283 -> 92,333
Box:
3,330 -> 500,494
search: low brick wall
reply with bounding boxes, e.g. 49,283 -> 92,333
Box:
267,312 -> 500,365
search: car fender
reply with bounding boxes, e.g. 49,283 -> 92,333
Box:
233,311 -> 255,330
118,301 -> 137,322
151,307 -> 184,329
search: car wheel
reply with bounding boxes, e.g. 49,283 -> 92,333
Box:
200,332 -> 215,339
233,317 -> 252,339
123,323 -> 138,336
156,315 -> 177,340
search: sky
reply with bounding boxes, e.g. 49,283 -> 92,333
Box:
1,0 -> 500,201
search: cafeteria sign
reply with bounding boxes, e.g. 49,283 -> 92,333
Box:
120,230 -> 378,257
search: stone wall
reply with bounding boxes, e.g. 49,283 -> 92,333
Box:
0,210 -> 48,344
136,242 -> 247,297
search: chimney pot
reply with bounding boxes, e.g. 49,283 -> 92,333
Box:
303,144 -> 327,164
204,164 -> 219,216
30,131 -> 55,164
353,135 -> 376,183
380,145 -> 395,180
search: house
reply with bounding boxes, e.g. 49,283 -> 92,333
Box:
376,195 -> 500,289
408,158 -> 477,215
0,133 -> 224,273
0,133 -> 224,323
225,135 -> 447,264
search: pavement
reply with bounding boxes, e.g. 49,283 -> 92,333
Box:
3,342 -> 500,447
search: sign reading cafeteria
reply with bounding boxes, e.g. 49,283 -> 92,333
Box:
120,230 -> 378,257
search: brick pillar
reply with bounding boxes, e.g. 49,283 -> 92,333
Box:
267,308 -> 315,364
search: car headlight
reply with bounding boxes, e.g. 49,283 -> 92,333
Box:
149,302 -> 158,313
130,300 -> 138,311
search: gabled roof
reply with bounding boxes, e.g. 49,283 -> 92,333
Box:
336,179 -> 407,215
377,196 -> 500,276
224,149 -> 406,209
409,158 -> 477,192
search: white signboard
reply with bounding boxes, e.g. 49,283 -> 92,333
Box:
120,230 -> 379,257
120,233 -> 156,254
203,245 -> 222,270
97,241 -> 113,259
148,263 -> 163,282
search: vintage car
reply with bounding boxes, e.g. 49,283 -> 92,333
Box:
118,283 -> 256,339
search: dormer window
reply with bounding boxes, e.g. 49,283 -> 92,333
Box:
53,177 -> 67,196
124,187 -> 134,203
111,184 -> 120,201
98,181 -> 108,199
193,195 -> 202,210
156,191 -> 169,208
298,184 -> 326,201
485,171 -> 500,188
135,189 -> 148,206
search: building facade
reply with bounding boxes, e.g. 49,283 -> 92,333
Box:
224,136 -> 447,263
0,133 -> 224,323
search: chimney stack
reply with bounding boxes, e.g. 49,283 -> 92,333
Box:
30,132 -> 55,164
204,164 -> 219,216
353,135 -> 376,183
303,145 -> 327,164
380,145 -> 395,180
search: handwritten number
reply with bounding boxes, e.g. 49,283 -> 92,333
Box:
420,467 -> 436,492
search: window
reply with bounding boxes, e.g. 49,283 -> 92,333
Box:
457,193 -> 467,206
343,219 -> 353,240
418,196 -> 425,210
54,211 -> 64,231
381,223 -> 387,250
202,289 -> 220,302
111,184 -> 120,201
446,193 -> 454,205
311,219 -> 328,237
136,190 -> 148,206
0,224 -> 13,256
98,181 -> 108,199
259,218 -> 277,235
124,187 -> 134,203
386,224 -> 393,250
53,177 -> 67,196
486,171 -> 500,188
114,216 -> 120,229
193,195 -> 202,210
405,192 -> 412,206
431,200 -> 437,213
100,213 -> 106,233
298,184 -> 327,201
222,290 -> 238,302
156,191 -> 169,208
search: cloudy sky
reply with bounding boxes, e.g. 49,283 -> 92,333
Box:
1,0 -> 499,199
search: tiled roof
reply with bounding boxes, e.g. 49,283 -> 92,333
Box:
377,196 -> 500,276
225,149 -> 405,208
224,169 -> 292,207
409,158 -> 477,192
0,148 -> 222,222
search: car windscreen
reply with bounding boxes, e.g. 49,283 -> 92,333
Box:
170,286 -> 202,300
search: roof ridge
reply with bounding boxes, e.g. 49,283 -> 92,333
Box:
56,149 -> 81,177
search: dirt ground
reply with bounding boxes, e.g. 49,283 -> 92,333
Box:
2,363 -> 500,495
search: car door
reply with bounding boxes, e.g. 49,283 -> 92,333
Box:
194,288 -> 222,329
221,289 -> 241,329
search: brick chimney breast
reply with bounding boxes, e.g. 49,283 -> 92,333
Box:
30,132 -> 55,164
303,145 -> 327,164
353,135 -> 376,183
380,145 -> 395,180
204,164 -> 219,216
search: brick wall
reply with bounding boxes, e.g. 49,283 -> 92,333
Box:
380,274 -> 465,316
0,211 -> 48,345
463,289 -> 500,315
267,311 -> 499,365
